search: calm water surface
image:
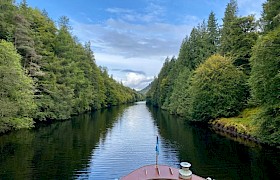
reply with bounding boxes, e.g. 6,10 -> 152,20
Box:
0,102 -> 279,179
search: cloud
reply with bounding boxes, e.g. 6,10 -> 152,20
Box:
69,1 -> 203,90
111,69 -> 146,75
106,8 -> 134,14
122,72 -> 154,90
72,19 -> 192,58
106,3 -> 165,23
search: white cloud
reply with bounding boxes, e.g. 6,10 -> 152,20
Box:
72,19 -> 192,57
106,3 -> 165,23
71,18 -> 192,89
122,72 -> 154,91
106,8 -> 134,14
69,1 -> 197,90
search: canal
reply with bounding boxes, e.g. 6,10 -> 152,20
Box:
0,102 -> 279,179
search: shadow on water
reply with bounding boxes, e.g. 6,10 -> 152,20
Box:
148,105 -> 280,180
0,105 -> 128,179
0,103 -> 279,180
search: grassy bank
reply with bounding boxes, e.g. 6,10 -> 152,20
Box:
210,107 -> 261,141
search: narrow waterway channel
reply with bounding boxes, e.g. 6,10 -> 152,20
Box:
0,102 -> 279,179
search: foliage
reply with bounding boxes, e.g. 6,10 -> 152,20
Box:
262,0 -> 280,32
147,12 -> 220,109
0,0 -> 15,41
146,0 -> 280,146
227,16 -> 258,74
206,11 -> 220,55
167,68 -> 192,116
188,55 -> 248,122
0,1 -> 141,133
0,40 -> 36,133
146,57 -> 175,107
249,27 -> 280,106
212,107 -> 261,135
255,105 -> 280,146
220,0 -> 238,55
249,26 -> 280,146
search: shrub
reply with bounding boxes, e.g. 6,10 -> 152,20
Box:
189,54 -> 248,122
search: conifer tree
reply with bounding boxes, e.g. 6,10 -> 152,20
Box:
207,11 -> 220,55
262,0 -> 280,32
220,0 -> 238,55
0,40 -> 35,132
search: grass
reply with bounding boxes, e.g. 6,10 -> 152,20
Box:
211,107 -> 262,135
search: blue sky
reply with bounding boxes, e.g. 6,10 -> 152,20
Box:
18,0 -> 265,90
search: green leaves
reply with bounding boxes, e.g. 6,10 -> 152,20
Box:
189,55 -> 248,121
0,1 -> 141,132
146,0 -> 280,146
226,16 -> 258,74
262,0 -> 280,32
220,0 -> 238,55
249,27 -> 280,106
0,40 -> 36,133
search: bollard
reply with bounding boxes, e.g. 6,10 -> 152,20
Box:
179,162 -> 192,180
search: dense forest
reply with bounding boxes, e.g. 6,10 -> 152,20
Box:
0,0 -> 142,133
146,0 -> 280,146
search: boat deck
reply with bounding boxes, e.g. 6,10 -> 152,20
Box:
120,164 -> 205,180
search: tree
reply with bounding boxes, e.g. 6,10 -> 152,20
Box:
189,55 -> 248,122
0,1 -> 141,127
14,13 -> 42,77
182,24 -> 209,70
0,40 -> 36,133
249,26 -> 280,146
262,0 -> 280,32
0,0 -> 16,41
249,27 -> 280,106
168,68 -> 192,116
206,11 -> 220,55
220,0 -> 238,55
228,16 -> 258,74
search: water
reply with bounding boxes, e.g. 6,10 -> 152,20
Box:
0,102 -> 279,179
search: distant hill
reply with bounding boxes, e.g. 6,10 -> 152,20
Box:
138,83 -> 151,95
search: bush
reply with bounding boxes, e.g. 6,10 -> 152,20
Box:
249,27 -> 280,106
256,105 -> 280,146
189,54 -> 248,122
249,27 -> 280,146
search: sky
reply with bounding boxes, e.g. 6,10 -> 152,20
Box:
18,0 -> 266,90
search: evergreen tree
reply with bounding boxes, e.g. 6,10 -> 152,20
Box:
249,27 -> 280,145
249,27 -> 280,106
220,0 -> 238,55
14,13 -> 42,77
228,16 -> 258,74
168,68 -> 192,116
206,11 -> 220,55
0,40 -> 36,132
0,0 -> 15,41
262,0 -> 280,32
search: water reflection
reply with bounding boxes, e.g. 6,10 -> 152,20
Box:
0,102 -> 279,180
0,105 -> 127,179
76,102 -> 177,179
149,105 -> 280,180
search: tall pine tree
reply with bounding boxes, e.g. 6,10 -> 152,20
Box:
220,0 -> 238,55
206,11 -> 220,55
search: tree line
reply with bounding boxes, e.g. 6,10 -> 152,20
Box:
146,0 -> 280,146
0,0 -> 142,133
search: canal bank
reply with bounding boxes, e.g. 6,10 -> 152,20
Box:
0,103 -> 279,179
209,107 -> 280,149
